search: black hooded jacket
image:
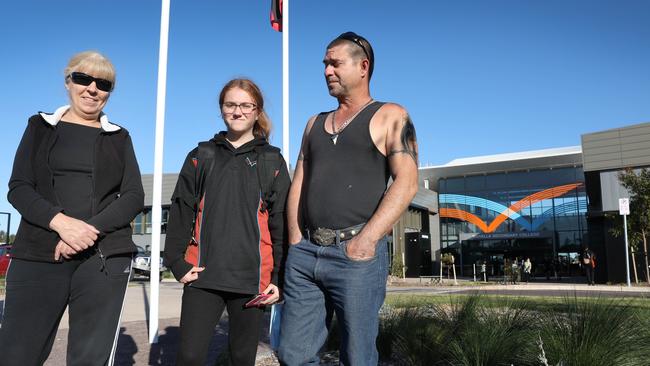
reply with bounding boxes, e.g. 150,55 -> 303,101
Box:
163,133 -> 290,294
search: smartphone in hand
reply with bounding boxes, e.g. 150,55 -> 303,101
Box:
245,293 -> 271,308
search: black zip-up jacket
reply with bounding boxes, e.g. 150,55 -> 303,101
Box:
8,106 -> 145,262
164,133 -> 290,294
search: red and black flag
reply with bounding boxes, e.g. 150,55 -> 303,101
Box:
270,0 -> 282,32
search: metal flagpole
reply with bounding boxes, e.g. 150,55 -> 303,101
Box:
149,0 -> 171,344
282,0 -> 289,167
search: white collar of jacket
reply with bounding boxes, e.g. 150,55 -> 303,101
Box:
39,105 -> 121,132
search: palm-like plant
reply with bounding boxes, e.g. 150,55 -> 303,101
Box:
378,295 -> 540,365
444,296 -> 538,366
539,296 -> 650,366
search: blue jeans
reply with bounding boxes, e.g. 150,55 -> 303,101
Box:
278,236 -> 389,366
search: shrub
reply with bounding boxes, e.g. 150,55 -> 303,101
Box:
391,254 -> 405,278
539,296 -> 650,366
382,305 -> 443,365
441,295 -> 537,365
377,295 -> 539,365
327,294 -> 650,365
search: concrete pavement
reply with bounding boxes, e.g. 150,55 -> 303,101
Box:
388,277 -> 650,297
42,279 -> 274,365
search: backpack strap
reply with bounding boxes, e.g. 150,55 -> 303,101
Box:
254,145 -> 283,213
195,141 -> 217,204
189,141 -> 217,243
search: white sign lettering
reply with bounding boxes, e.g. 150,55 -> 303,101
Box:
619,198 -> 630,215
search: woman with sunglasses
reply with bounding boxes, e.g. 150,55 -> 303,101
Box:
164,78 -> 290,366
0,51 -> 144,365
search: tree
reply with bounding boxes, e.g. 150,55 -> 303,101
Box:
0,231 -> 15,245
615,168 -> 650,284
391,253 -> 405,278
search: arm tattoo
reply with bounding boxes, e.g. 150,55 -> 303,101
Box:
388,115 -> 418,163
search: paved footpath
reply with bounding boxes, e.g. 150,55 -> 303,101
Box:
388,278 -> 650,298
1,278 -> 647,365
41,280 -> 274,365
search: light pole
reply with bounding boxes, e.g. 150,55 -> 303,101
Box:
0,212 -> 11,245
619,198 -> 631,287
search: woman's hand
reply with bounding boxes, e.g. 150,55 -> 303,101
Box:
259,283 -> 280,305
49,213 -> 100,251
180,266 -> 205,284
54,240 -> 77,261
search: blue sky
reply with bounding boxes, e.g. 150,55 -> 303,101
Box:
1,0 -> 649,235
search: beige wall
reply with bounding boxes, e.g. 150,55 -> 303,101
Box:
582,122 -> 650,172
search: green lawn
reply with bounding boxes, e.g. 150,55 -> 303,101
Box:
386,293 -> 650,320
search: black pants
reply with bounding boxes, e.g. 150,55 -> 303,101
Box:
481,271 -> 488,282
0,251 -> 132,366
177,286 -> 264,366
585,265 -> 595,284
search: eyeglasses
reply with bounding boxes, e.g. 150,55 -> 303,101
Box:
67,72 -> 113,92
222,102 -> 257,114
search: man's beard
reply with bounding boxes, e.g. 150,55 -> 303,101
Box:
327,82 -> 347,97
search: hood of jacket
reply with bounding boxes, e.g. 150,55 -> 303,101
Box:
39,105 -> 121,132
211,132 -> 268,154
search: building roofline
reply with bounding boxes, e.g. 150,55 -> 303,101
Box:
419,146 -> 582,170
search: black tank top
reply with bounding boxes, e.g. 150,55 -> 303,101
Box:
303,101 -> 389,230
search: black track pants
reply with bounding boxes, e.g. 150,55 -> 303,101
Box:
176,286 -> 264,366
0,251 -> 132,366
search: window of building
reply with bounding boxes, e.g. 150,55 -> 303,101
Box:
465,175 -> 486,192
445,177 -> 464,193
133,213 -> 144,234
144,210 -> 152,234
486,173 -> 508,189
161,208 -> 170,234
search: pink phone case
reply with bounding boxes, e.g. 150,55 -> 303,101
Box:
245,293 -> 270,308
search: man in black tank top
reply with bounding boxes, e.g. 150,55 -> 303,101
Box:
278,32 -> 419,366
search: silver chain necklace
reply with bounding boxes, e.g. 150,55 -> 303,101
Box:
330,99 -> 374,145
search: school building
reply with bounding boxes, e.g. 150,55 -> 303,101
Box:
133,121 -> 650,283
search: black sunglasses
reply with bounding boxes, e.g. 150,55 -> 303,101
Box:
67,72 -> 113,92
338,32 -> 371,60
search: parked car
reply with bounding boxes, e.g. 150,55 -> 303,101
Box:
131,246 -> 166,280
0,245 -> 11,276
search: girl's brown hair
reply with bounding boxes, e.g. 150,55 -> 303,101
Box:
218,78 -> 272,139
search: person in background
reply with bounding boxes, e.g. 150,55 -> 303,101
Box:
582,246 -> 596,285
511,257 -> 520,284
480,260 -> 488,282
0,51 -> 144,365
523,257 -> 532,283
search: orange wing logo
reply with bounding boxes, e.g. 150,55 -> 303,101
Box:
439,183 -> 582,233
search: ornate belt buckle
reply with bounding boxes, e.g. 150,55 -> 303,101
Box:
312,228 -> 336,246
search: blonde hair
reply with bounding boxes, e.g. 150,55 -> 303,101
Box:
218,78 -> 272,139
64,51 -> 116,87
